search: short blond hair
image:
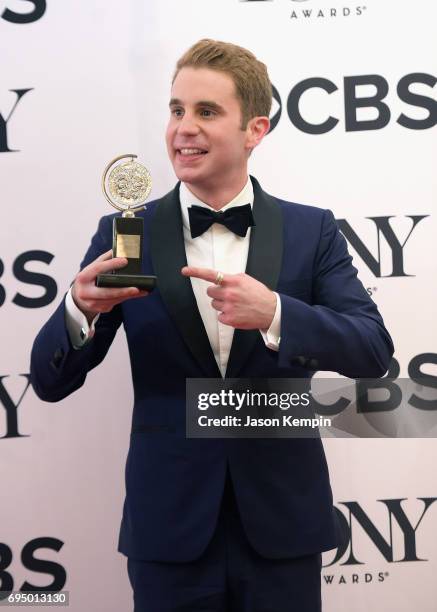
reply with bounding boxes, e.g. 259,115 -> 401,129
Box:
173,39 -> 272,129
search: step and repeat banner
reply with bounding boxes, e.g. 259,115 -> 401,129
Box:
1,1 -> 436,610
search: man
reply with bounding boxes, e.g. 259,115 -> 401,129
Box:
31,40 -> 394,611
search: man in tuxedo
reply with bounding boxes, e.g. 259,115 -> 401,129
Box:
31,40 -> 394,611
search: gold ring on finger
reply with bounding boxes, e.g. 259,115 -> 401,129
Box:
215,271 -> 224,286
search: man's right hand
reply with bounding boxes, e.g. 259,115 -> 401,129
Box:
71,250 -> 149,324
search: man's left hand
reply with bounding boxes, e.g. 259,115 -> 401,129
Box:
181,266 -> 276,330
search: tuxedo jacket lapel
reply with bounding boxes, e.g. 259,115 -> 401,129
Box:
225,177 -> 283,378
150,177 -> 283,379
150,184 -> 222,378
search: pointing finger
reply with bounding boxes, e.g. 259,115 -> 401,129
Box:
181,266 -> 226,285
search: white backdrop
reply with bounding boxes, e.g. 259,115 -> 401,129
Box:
1,0 -> 436,610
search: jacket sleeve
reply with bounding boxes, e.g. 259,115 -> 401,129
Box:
277,209 -> 394,378
30,215 -> 122,402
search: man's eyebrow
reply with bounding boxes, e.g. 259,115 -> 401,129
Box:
169,98 -> 224,112
195,100 -> 224,112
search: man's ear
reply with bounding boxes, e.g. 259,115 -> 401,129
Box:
245,116 -> 270,151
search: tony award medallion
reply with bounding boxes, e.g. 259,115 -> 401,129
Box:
96,154 -> 157,290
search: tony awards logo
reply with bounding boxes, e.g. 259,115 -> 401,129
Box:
96,154 -> 156,290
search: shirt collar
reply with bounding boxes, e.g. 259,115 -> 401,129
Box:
179,178 -> 254,232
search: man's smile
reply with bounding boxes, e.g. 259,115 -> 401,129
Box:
175,147 -> 209,162
178,148 -> 208,155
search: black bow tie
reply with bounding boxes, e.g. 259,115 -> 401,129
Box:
188,203 -> 255,239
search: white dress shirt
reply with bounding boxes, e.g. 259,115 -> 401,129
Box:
65,178 -> 281,376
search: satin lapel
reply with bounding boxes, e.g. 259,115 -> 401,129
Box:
225,177 -> 284,378
150,184 -> 222,378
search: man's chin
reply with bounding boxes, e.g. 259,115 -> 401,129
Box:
173,166 -> 206,185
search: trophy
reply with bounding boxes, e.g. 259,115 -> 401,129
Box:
96,154 -> 157,290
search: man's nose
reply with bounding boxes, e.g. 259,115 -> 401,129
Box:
177,113 -> 200,135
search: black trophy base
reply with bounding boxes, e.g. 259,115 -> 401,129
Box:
95,216 -> 156,290
95,274 -> 157,291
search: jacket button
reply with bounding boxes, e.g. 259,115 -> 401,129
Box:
50,348 -> 65,369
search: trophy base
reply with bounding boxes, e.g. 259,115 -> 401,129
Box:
96,274 -> 157,291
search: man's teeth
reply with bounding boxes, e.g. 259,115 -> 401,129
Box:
179,148 -> 206,155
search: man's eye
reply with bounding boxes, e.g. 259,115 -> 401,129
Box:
200,109 -> 215,117
172,108 -> 184,117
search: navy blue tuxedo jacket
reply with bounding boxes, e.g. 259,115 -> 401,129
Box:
30,177 -> 393,562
